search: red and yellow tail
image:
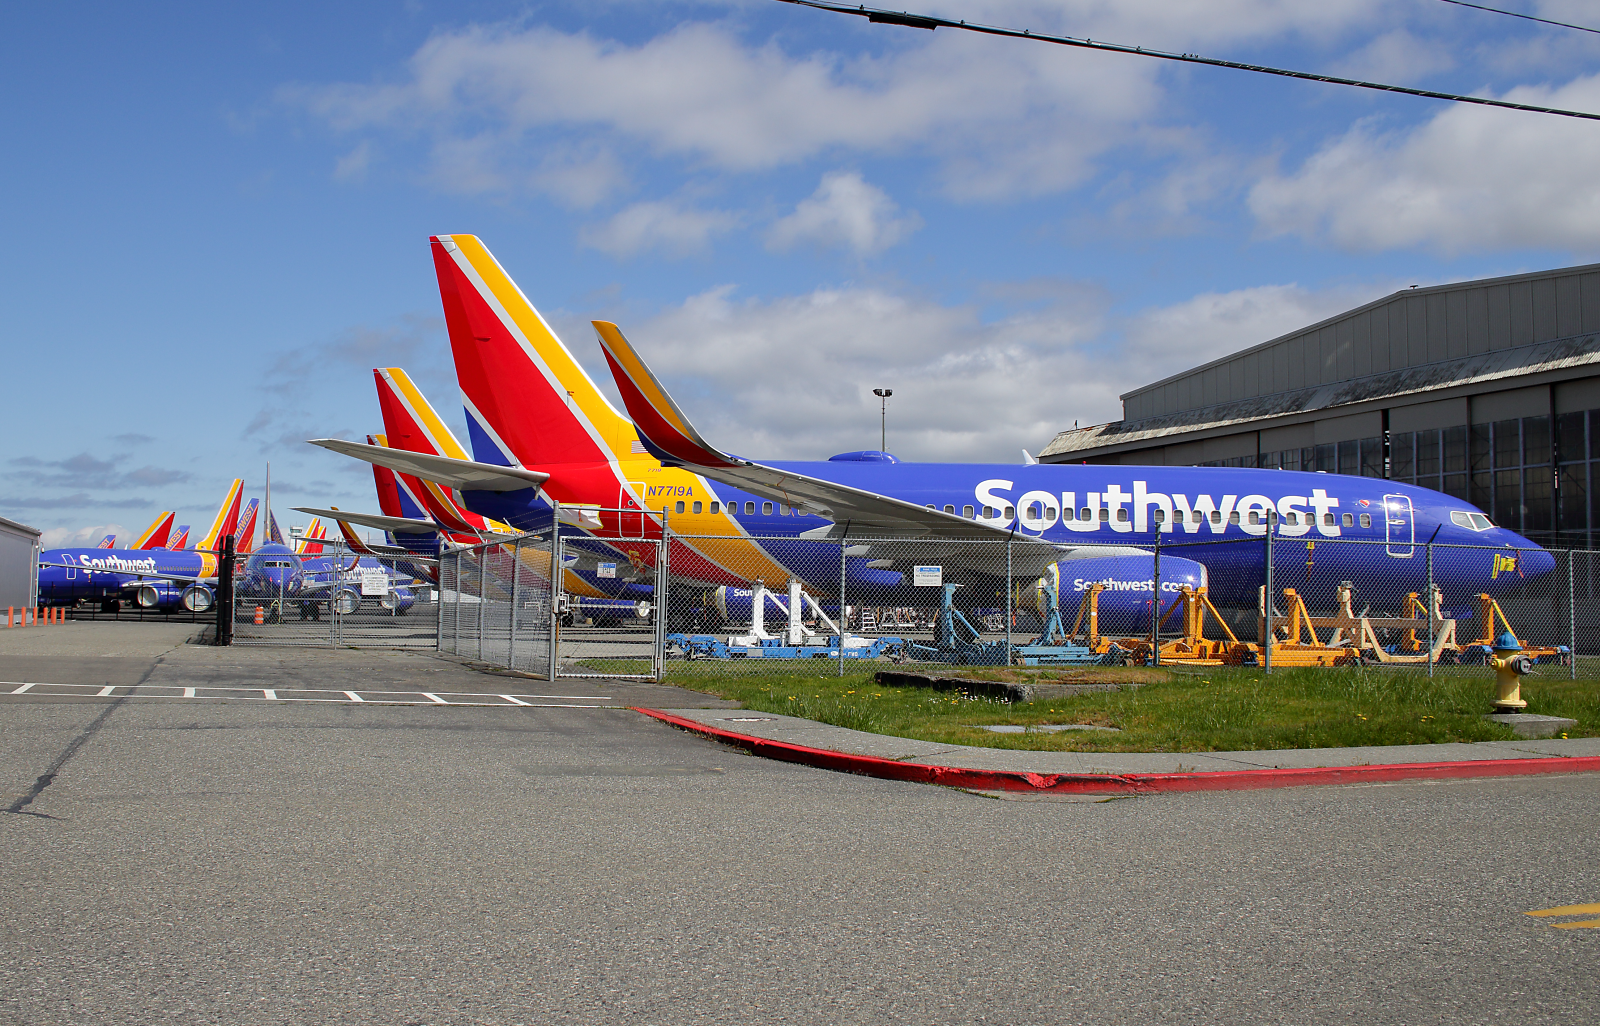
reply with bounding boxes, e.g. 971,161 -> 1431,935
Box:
196,480 -> 244,553
234,499 -> 260,555
131,512 -> 176,550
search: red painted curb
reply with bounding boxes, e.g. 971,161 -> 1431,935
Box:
632,708 -> 1600,795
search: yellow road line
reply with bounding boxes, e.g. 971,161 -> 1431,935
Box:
1526,902 -> 1600,917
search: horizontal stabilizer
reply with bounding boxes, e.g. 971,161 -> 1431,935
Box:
307,438 -> 550,494
291,507 -> 438,536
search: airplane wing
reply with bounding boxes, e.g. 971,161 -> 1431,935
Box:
592,320 -> 1054,544
290,507 -> 438,536
307,439 -> 551,494
38,562 -> 209,586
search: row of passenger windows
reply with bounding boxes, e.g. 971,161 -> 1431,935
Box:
669,499 -> 815,516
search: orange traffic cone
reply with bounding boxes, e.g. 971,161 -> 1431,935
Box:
254,606 -> 265,625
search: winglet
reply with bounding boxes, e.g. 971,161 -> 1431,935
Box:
591,320 -> 741,469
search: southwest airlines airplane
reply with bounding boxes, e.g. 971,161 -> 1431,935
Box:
312,235 -> 1555,619
37,480 -> 246,612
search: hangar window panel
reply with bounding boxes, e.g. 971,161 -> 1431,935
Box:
1524,466 -> 1553,534
1444,474 -> 1470,502
1390,432 -> 1414,482
1523,415 -> 1551,466
1493,420 -> 1521,469
1315,444 -> 1336,473
1359,437 -> 1384,478
1558,462 -> 1587,536
1443,426 -> 1468,476
1471,471 -> 1492,512
1493,469 -> 1521,529
1337,440 -> 1359,477
1557,412 -> 1587,463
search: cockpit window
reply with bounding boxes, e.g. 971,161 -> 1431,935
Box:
1450,511 -> 1494,532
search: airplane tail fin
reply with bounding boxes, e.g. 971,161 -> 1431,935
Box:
234,499 -> 260,555
592,320 -> 740,469
265,509 -> 285,546
196,479 -> 244,553
167,526 -> 190,550
296,518 -> 326,555
430,234 -> 647,470
372,368 -> 510,535
96,534 -> 115,549
367,434 -> 409,519
131,512 -> 176,550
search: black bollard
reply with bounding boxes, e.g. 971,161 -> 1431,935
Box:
215,533 -> 235,646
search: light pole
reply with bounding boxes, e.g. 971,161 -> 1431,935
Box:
872,388 -> 892,452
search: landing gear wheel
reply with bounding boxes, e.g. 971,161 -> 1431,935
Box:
100,599 -> 121,614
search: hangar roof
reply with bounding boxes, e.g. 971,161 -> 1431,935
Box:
1120,262 -> 1600,423
1041,329 -> 1600,459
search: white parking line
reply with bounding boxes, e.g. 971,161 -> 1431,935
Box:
0,681 -> 612,709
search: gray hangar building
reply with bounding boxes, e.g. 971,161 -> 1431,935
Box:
1038,263 -> 1600,548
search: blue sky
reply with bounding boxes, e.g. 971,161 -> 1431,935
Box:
5,0 -> 1600,545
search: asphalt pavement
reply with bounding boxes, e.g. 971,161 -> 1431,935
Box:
1,626 -> 1596,1024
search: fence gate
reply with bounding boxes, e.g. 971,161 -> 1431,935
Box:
438,533 -> 559,676
554,518 -> 664,680
231,539 -> 439,649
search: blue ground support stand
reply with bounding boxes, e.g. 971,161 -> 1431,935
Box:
664,633 -> 906,660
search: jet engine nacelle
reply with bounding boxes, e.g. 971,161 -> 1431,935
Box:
380,586 -> 416,614
136,582 -> 183,609
181,584 -> 214,612
1041,554 -> 1209,634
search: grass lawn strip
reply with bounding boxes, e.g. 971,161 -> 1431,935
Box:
654,663 -> 1600,753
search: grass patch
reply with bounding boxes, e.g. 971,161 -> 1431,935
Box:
654,662 -> 1600,752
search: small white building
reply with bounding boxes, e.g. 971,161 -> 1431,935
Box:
0,516 -> 41,609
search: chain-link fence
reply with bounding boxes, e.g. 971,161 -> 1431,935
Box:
435,524 -> 1590,681
231,538 -> 438,649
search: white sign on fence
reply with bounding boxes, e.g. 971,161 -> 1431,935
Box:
913,565 -> 943,587
359,569 -> 389,597
597,562 -> 617,579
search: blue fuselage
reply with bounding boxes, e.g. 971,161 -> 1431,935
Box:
461,459 -> 1555,610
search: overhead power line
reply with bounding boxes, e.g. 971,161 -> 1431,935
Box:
773,0 -> 1600,123
1434,0 -> 1600,37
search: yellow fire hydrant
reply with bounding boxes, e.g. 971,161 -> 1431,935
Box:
1488,631 -> 1533,711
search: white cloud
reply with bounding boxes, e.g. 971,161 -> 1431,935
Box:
579,200 -> 739,258
1249,73 -> 1600,253
566,277 -> 1380,461
40,524 -> 123,548
288,20 -> 1165,200
333,140 -> 372,182
766,171 -> 921,255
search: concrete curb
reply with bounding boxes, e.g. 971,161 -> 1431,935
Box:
632,707 -> 1600,795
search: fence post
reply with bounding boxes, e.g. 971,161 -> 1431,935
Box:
1005,532 -> 1013,666
1570,548 -> 1578,680
509,537 -> 521,671
838,533 -> 847,678
477,543 -> 487,664
214,533 -> 234,646
1262,521 -> 1273,675
655,509 -> 671,683
1151,531 -> 1161,667
548,502 -> 561,682
1426,539 -> 1435,679
436,551 -> 445,653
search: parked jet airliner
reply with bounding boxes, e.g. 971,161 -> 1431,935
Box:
312,235 -> 1555,618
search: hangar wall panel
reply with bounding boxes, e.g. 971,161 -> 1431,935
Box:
0,518 -> 40,610
1555,377 -> 1600,414
1471,386 -> 1549,423
1391,397 -> 1470,433
1315,412 -> 1382,444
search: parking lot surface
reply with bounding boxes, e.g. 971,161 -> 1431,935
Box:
2,630 -> 1596,1024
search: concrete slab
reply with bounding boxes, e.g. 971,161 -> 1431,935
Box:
1484,713 -> 1579,739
